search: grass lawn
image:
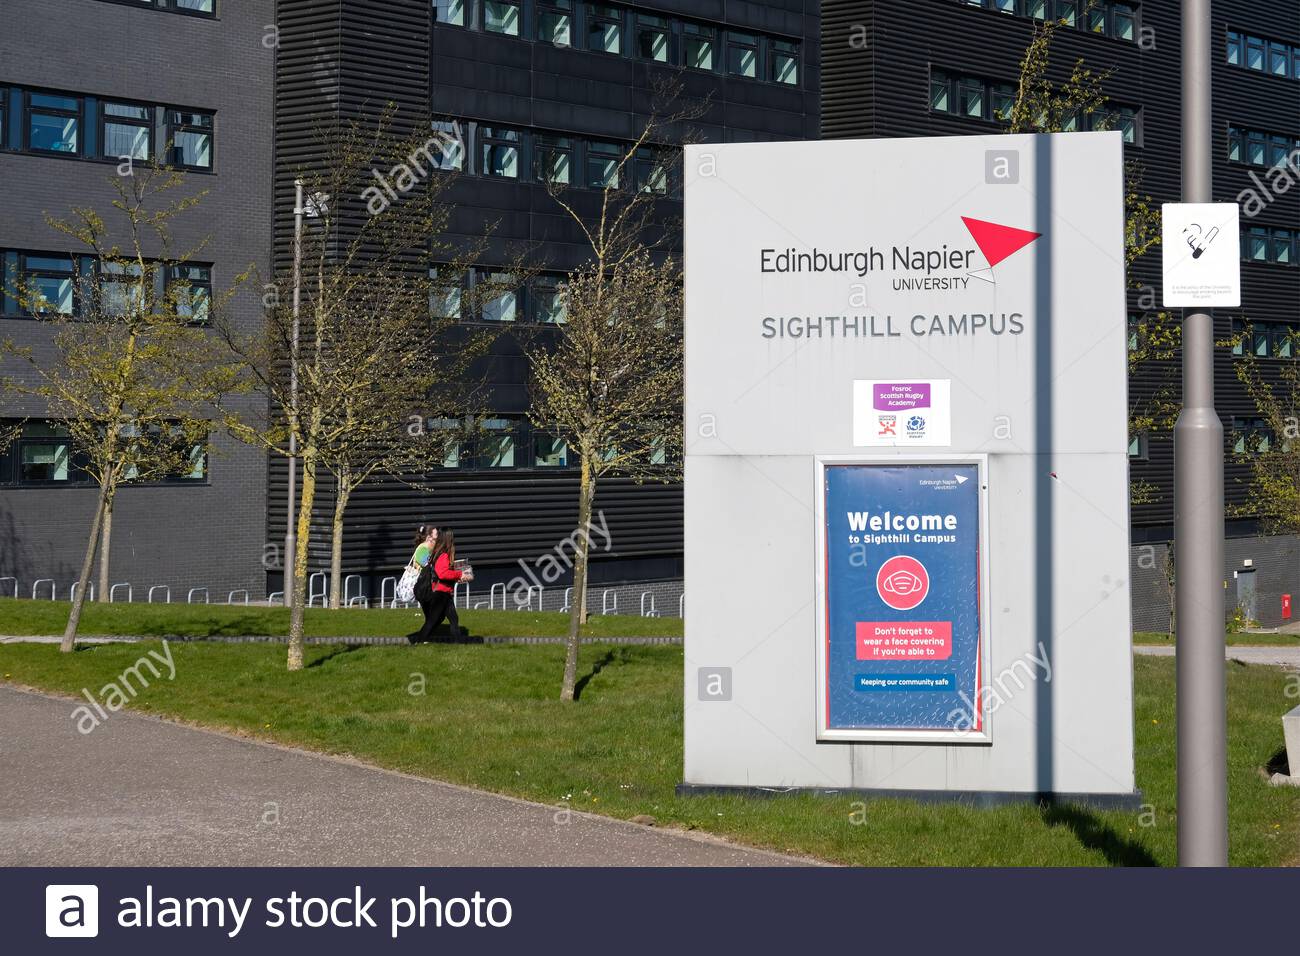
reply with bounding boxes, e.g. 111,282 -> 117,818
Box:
0,598 -> 682,640
1134,630 -> 1300,647
1,641 -> 1297,866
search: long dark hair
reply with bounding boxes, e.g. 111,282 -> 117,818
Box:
413,524 -> 436,546
434,529 -> 456,563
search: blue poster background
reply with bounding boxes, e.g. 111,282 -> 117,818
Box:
823,463 -> 982,732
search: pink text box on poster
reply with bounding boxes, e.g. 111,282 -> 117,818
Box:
856,621 -> 953,660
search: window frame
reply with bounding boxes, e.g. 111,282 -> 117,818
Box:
483,0 -> 522,37
725,31 -> 760,80
166,108 -> 214,171
682,21 -> 717,72
635,12 -> 670,63
17,252 -> 79,317
585,4 -> 623,55
100,100 -> 155,163
25,90 -> 83,156
536,0 -> 572,45
478,125 -> 522,179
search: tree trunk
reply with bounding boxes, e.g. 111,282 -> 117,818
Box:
97,494 -> 113,601
560,457 -> 595,701
287,444 -> 318,671
62,481 -> 110,653
328,479 -> 350,610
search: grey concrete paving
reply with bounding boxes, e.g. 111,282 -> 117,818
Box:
0,685 -> 811,867
1134,644 -> 1300,669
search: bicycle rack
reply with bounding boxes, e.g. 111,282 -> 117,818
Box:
0,577 -> 16,599
347,595 -> 369,608
307,572 -> 327,607
640,592 -> 657,618
679,592 -> 685,618
561,586 -> 572,613
227,589 -> 250,605
488,582 -> 505,610
453,582 -> 470,609
513,585 -> 542,611
69,582 -> 94,603
602,589 -> 617,615
32,579 -> 55,601
148,585 -> 171,604
109,583 -> 133,603
343,575 -> 363,608
379,576 -> 397,609
268,591 -> 284,604
187,587 -> 209,604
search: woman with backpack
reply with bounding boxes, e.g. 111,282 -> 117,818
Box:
410,528 -> 472,644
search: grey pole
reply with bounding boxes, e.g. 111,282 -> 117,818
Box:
284,179 -> 304,608
1175,0 -> 1228,867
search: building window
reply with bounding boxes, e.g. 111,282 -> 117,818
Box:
1233,418 -> 1273,456
726,32 -> 759,78
479,419 -> 517,468
957,75 -> 985,118
770,39 -> 799,85
930,70 -> 952,112
479,126 -> 520,178
1112,4 -> 1135,41
1270,42 -> 1291,77
18,422 -> 80,484
534,434 -> 569,467
991,83 -> 1016,122
586,4 -> 622,54
1241,226 -> 1298,266
478,272 -> 518,322
1026,0 -> 1048,19
435,0 -> 465,26
532,276 -> 568,323
174,0 -> 215,14
102,102 -> 153,161
534,134 -> 573,185
586,140 -> 622,188
636,13 -> 669,62
27,92 -> 81,155
484,0 -> 521,36
98,261 -> 147,317
537,0 -> 571,45
633,146 -> 668,194
1246,35 -> 1267,71
429,267 -> 464,321
1055,0 -> 1079,28
167,110 -> 213,170
1128,433 -> 1148,460
19,253 -> 77,316
169,264 -> 212,322
683,23 -> 716,71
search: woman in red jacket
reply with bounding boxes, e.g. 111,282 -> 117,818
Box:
411,529 -> 470,643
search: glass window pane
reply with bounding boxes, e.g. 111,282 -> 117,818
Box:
485,1 -> 520,35
684,25 -> 715,70
104,121 -> 151,160
176,0 -> 215,11
435,0 -> 465,25
29,112 -> 79,153
771,40 -> 798,84
1270,43 -> 1289,75
930,72 -> 951,112
587,6 -> 621,54
637,16 -> 668,62
1226,31 -> 1242,65
22,442 -> 70,481
534,435 -> 568,467
587,142 -> 621,188
728,34 -> 758,78
175,129 -> 212,168
1246,36 -> 1265,70
429,120 -> 464,170
539,9 -> 571,45
1114,6 -> 1135,41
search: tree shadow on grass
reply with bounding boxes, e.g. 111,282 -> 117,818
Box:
1039,802 -> 1158,866
305,644 -> 364,668
573,649 -> 620,701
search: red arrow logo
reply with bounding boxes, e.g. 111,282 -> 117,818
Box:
961,216 -> 1042,267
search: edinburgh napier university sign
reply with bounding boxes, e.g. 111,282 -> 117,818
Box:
683,133 -> 1139,804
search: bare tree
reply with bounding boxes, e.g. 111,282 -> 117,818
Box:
526,78 -> 702,700
1,163 -> 239,650
529,253 -> 683,701
215,107 -> 513,666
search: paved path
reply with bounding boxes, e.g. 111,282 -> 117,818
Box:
0,685 -> 809,867
1134,645 -> 1300,669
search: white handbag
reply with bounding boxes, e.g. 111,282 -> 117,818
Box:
395,563 -> 420,604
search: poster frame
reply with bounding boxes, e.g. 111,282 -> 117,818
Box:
813,454 -> 993,744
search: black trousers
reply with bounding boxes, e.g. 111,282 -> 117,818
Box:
413,588 -> 460,643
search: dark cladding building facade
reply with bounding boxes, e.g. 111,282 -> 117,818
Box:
269,1 -> 821,603
822,0 -> 1300,626
0,0 -> 274,601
